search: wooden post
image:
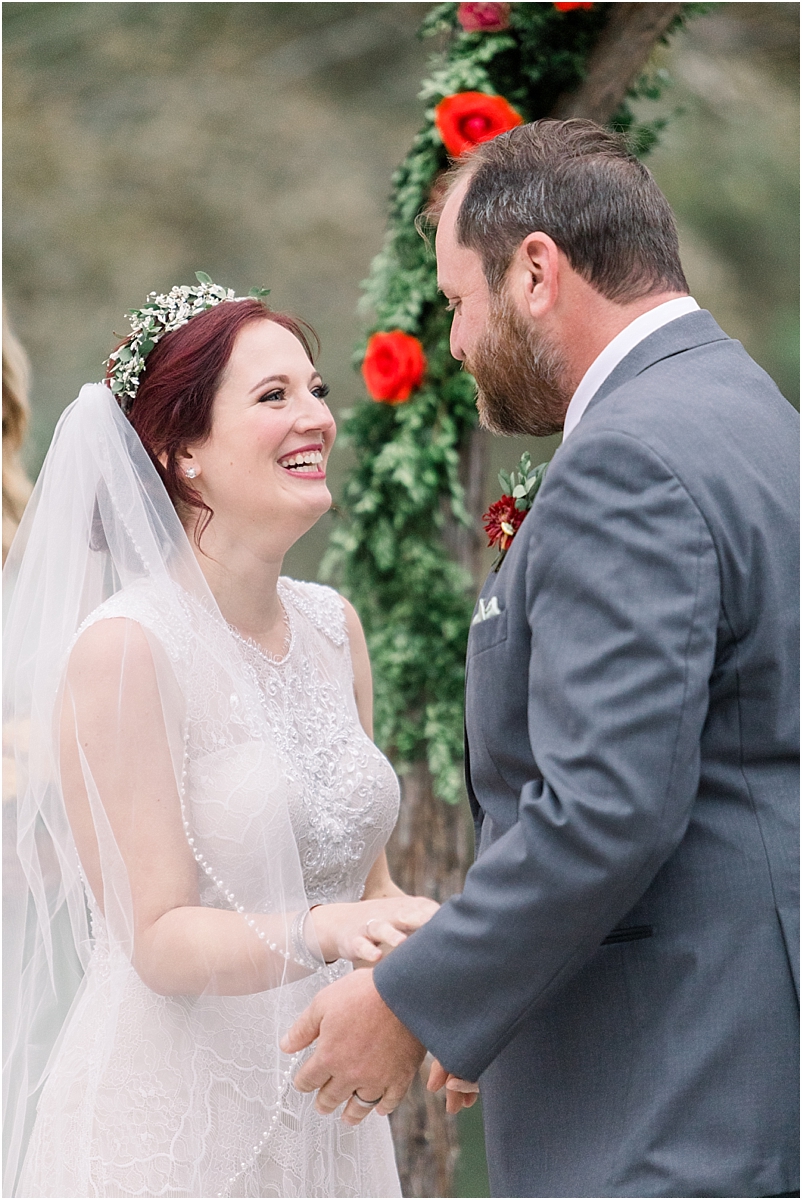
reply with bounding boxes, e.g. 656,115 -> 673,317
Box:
385,428 -> 489,1197
385,761 -> 470,1199
552,3 -> 684,125
444,426 -> 492,588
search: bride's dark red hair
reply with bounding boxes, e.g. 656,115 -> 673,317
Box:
108,299 -> 319,540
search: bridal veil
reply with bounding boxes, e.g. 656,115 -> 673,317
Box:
2,383 -> 354,1196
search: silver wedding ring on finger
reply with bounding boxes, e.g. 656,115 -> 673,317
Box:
352,1091 -> 382,1109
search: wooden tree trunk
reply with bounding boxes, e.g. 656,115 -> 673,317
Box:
443,426 -> 492,587
386,428 -> 489,1197
385,762 -> 470,1199
552,3 -> 684,124
387,9 -> 684,1191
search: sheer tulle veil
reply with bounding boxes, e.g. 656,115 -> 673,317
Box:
3,383 -> 336,1196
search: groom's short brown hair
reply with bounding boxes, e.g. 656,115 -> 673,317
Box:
437,119 -> 688,303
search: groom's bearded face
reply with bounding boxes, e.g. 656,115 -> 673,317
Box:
464,286 -> 572,438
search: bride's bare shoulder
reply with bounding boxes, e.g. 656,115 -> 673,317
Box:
68,579 -> 171,679
67,615 -> 155,686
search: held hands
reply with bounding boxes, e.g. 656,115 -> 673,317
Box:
281,895 -> 473,1125
310,894 -> 439,966
280,967 -> 426,1126
279,968 -> 479,1127
426,1057 -> 480,1115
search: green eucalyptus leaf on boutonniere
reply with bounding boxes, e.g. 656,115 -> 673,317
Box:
483,451 -> 549,570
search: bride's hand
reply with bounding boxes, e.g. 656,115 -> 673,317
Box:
310,895 -> 439,966
427,1057 -> 480,1114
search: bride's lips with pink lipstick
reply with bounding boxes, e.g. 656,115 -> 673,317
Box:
277,443 -> 326,479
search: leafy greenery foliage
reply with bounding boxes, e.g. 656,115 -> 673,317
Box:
323,2 -> 701,803
501,451 -> 549,513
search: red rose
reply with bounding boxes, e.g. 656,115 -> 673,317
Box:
434,91 -> 524,158
482,495 -> 526,551
457,2 -> 511,32
362,331 -> 427,404
553,3 -> 593,10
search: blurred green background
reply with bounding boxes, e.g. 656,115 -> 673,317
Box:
3,4 -> 798,1194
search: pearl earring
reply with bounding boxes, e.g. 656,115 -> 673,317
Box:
185,467 -> 198,479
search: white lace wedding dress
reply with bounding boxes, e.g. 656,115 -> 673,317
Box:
17,577 -> 403,1199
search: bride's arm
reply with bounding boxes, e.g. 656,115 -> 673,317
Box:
361,851 -> 404,900
341,595 -> 375,738
62,617 -> 435,996
341,597 -> 412,907
61,617 -> 315,996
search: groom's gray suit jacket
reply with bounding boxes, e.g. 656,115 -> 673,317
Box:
374,311 -> 799,1198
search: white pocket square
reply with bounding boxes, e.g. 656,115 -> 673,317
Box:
472,596 -> 502,625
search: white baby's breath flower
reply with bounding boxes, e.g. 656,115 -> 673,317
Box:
106,273 -> 270,413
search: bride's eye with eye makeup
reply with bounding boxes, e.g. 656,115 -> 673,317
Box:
311,383 -> 330,401
258,388 -> 286,404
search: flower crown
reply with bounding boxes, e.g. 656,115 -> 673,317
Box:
106,271 -> 270,414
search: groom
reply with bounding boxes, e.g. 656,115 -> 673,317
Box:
282,120 -> 800,1198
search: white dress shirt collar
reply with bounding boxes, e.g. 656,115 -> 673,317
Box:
561,296 -> 700,443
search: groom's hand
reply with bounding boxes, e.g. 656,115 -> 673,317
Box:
280,968 -> 426,1125
427,1057 -> 480,1114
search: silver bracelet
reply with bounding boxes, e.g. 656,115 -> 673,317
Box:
290,909 -> 325,971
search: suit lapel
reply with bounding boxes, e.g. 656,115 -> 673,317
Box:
582,309 -> 730,419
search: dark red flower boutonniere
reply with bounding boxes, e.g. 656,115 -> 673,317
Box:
483,451 -> 548,572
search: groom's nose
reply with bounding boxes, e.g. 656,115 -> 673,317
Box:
449,313 -> 466,362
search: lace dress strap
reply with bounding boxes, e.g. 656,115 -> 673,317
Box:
70,578 -> 188,669
279,578 -> 348,647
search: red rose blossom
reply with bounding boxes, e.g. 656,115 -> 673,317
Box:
434,91 -> 524,158
553,3 -> 593,10
457,3 -> 511,32
482,495 -> 527,551
362,331 -> 426,404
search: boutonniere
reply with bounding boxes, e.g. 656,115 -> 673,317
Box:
482,451 -> 548,572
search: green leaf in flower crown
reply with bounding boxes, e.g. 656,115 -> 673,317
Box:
115,346 -> 133,363
139,338 -> 156,356
249,286 -> 271,299
195,271 -> 213,285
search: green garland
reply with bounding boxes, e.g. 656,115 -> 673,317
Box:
323,2 -> 703,804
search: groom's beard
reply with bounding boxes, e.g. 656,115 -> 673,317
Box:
465,292 -> 572,438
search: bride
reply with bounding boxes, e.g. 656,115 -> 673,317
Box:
3,277 -> 438,1197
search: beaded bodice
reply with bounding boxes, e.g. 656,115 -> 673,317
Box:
217,578 -> 400,905
81,576 -> 400,915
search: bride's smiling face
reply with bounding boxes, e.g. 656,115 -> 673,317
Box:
182,318 -> 336,552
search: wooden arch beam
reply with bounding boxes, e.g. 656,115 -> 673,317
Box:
552,2 -> 684,126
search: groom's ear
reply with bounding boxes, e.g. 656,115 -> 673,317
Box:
516,231 -> 561,321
